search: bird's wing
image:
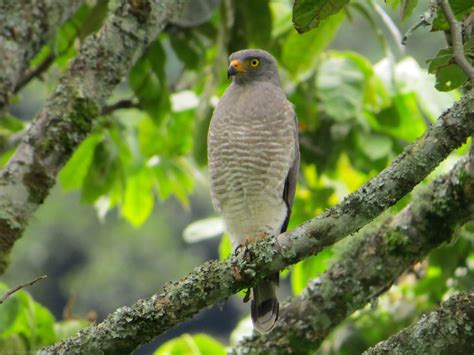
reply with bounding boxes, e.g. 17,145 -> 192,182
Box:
281,112 -> 300,233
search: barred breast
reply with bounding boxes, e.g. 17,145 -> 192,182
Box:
208,82 -> 297,246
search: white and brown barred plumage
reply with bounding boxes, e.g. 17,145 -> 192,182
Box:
208,49 -> 299,333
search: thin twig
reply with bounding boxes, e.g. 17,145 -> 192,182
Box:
439,0 -> 474,82
402,0 -> 438,45
0,275 -> 47,304
101,99 -> 140,115
14,53 -> 56,93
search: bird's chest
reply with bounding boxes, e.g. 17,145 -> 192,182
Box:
209,111 -> 293,211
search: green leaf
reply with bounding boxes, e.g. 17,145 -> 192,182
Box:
218,234 -> 232,261
169,32 -> 204,71
400,0 -> 418,21
154,333 -> 226,355
0,114 -> 25,132
355,131 -> 393,161
291,248 -> 333,295
54,320 -> 89,341
282,11 -> 345,77
433,64 -> 468,92
334,51 -> 390,113
183,217 -> 225,243
59,132 -> 102,190
121,167 -> 155,227
427,48 -> 468,92
292,0 -> 349,33
317,54 -> 365,121
152,157 -> 194,206
432,0 -> 474,31
0,283 -> 56,349
128,49 -> 170,123
81,137 -> 122,203
31,302 -> 56,347
374,92 -> 426,141
385,0 -> 400,10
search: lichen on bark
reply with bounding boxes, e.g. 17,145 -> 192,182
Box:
41,93 -> 474,354
236,155 -> 474,354
364,291 -> 474,354
0,0 -> 84,111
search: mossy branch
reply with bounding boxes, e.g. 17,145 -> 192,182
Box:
364,291 -> 474,354
236,155 -> 474,353
0,0 -> 184,275
0,0 -> 84,111
41,92 -> 474,354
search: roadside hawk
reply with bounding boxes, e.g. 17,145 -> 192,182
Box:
208,49 -> 300,333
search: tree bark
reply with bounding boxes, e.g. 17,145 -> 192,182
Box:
0,0 -> 184,274
364,291 -> 474,354
40,92 -> 474,354
235,154 -> 474,353
0,0 -> 84,111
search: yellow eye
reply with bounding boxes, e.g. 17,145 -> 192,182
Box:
249,58 -> 260,67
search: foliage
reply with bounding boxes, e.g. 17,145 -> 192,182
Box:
0,283 -> 88,353
1,0 -> 472,353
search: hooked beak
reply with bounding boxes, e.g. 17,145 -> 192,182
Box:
227,59 -> 246,79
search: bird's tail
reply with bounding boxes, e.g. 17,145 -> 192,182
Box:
251,272 -> 279,333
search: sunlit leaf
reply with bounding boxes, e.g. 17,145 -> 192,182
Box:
292,0 -> 349,33
218,234 -> 232,261
0,283 -> 55,349
154,333 -> 226,355
400,0 -> 418,21
121,167 -> 155,227
183,217 -> 225,243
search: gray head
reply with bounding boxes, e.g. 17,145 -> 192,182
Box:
227,49 -> 280,85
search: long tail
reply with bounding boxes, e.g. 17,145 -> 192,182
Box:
251,272 -> 279,333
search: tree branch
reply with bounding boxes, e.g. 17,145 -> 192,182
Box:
364,291 -> 474,354
0,0 -> 84,112
0,0 -> 185,275
101,99 -> 141,115
41,93 -> 474,354
0,274 -> 47,304
13,52 -> 56,94
439,0 -> 474,82
236,155 -> 474,353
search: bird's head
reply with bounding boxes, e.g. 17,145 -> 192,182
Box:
227,49 -> 280,85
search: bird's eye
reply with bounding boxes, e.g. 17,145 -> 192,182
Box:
249,58 -> 260,67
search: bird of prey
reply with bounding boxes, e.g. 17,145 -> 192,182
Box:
208,49 -> 300,333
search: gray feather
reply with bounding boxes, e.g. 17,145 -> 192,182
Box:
208,49 -> 299,333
